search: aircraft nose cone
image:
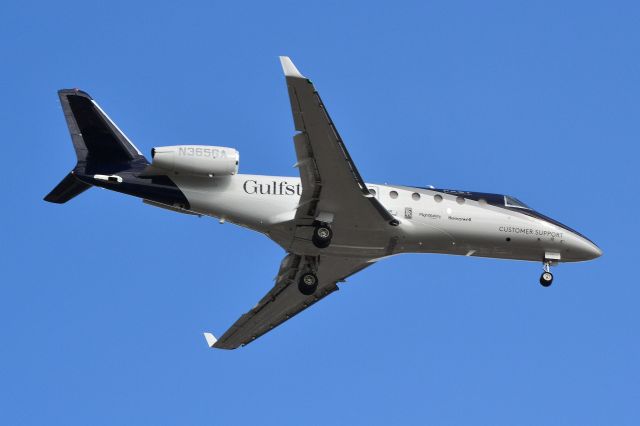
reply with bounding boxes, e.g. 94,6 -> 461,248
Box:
574,237 -> 602,261
588,242 -> 603,259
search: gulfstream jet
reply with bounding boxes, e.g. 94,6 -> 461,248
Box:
45,57 -> 601,349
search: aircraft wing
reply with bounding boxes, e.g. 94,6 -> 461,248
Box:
206,253 -> 373,350
280,56 -> 398,229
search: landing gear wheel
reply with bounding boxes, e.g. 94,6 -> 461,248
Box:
540,271 -> 553,287
312,223 -> 333,249
298,272 -> 318,295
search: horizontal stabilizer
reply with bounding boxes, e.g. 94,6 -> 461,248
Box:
44,172 -> 92,203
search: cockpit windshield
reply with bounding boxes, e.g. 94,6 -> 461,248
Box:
504,196 -> 530,209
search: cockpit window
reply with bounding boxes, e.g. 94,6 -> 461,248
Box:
504,196 -> 530,209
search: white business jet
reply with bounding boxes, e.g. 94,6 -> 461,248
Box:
45,57 -> 601,349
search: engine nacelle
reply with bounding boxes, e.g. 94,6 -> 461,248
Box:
150,145 -> 239,177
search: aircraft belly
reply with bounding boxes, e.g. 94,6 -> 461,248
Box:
273,224 -> 399,258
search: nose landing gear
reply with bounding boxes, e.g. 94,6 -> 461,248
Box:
539,261 -> 554,287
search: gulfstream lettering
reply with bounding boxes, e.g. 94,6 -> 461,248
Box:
243,180 -> 302,196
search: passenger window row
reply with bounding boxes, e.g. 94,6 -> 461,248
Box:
368,188 -> 487,206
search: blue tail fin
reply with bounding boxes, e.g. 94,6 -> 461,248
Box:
44,89 -> 149,203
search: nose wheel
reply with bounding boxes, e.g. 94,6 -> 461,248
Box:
539,262 -> 554,287
540,271 -> 553,287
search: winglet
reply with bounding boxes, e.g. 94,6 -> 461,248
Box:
203,332 -> 218,348
279,56 -> 305,78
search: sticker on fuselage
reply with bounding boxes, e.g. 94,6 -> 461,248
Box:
404,207 -> 413,219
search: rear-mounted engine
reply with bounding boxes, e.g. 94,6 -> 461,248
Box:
150,145 -> 239,177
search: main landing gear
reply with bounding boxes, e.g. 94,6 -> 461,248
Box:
539,261 -> 554,287
298,272 -> 318,295
312,222 -> 333,249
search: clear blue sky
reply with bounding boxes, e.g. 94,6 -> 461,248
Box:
1,1 -> 638,424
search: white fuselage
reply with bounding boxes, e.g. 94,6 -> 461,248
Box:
171,174 -> 600,264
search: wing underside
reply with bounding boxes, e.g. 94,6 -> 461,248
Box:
281,56 -> 397,229
209,254 -> 372,349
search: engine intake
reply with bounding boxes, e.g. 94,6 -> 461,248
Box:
150,145 -> 239,177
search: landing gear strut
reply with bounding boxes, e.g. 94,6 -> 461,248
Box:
312,222 -> 333,249
298,272 -> 318,295
539,261 -> 554,287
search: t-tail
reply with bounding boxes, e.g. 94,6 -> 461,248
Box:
44,89 -> 190,209
44,89 -> 148,203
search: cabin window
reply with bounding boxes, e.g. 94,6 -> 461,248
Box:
434,194 -> 443,203
389,190 -> 399,199
456,196 -> 465,205
412,192 -> 420,201
369,188 -> 376,196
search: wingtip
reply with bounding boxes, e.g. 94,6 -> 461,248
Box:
279,56 -> 305,78
203,332 -> 218,348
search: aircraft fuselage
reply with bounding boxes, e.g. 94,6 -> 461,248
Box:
137,173 -> 602,264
